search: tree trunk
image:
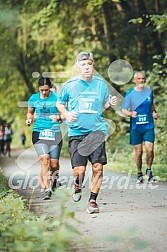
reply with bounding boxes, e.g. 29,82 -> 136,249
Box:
16,52 -> 35,95
102,1 -> 117,63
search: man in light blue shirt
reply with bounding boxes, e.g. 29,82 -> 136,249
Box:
57,51 -> 117,214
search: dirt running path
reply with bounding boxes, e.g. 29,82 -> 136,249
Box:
1,148 -> 167,252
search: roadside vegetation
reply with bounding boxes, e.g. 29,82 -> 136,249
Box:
0,169 -> 85,252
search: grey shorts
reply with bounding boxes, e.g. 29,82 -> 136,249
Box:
32,131 -> 62,159
68,131 -> 107,168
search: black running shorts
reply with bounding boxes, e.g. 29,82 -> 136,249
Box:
68,131 -> 107,168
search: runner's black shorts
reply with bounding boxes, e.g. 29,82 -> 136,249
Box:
32,131 -> 62,160
68,131 -> 107,168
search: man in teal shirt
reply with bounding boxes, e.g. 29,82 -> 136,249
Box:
57,52 -> 117,214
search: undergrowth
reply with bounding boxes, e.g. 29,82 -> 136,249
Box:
0,169 -> 83,252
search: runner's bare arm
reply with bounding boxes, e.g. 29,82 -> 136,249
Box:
122,109 -> 137,118
56,102 -> 78,122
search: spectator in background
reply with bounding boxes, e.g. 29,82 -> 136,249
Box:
0,125 -> 5,155
4,123 -> 13,157
21,132 -> 26,147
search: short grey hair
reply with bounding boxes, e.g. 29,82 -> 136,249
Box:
134,71 -> 146,78
75,51 -> 94,63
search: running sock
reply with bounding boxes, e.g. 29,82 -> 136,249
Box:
146,168 -> 152,174
51,170 -> 59,179
89,192 -> 98,202
75,177 -> 83,190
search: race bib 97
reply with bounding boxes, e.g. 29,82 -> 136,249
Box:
78,98 -> 98,114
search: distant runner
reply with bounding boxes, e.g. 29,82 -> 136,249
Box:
122,71 -> 158,183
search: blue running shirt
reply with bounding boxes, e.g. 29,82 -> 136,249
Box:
28,91 -> 61,132
122,87 -> 154,130
57,76 -> 110,136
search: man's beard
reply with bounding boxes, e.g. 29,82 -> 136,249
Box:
138,83 -> 145,88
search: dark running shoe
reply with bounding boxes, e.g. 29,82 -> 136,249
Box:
43,190 -> 52,200
146,168 -> 153,182
86,201 -> 99,214
51,180 -> 62,192
136,172 -> 144,184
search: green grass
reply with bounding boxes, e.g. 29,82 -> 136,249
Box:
105,134 -> 167,181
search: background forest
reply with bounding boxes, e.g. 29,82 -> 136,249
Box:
0,0 -> 167,179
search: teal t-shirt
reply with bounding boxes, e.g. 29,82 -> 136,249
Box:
57,76 -> 109,136
28,91 -> 60,132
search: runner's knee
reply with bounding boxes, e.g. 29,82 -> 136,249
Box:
92,163 -> 103,176
40,155 -> 50,165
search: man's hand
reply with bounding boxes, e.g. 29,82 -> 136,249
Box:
109,95 -> 118,106
65,111 -> 78,123
49,115 -> 60,122
122,109 -> 137,117
153,111 -> 158,120
130,111 -> 137,118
